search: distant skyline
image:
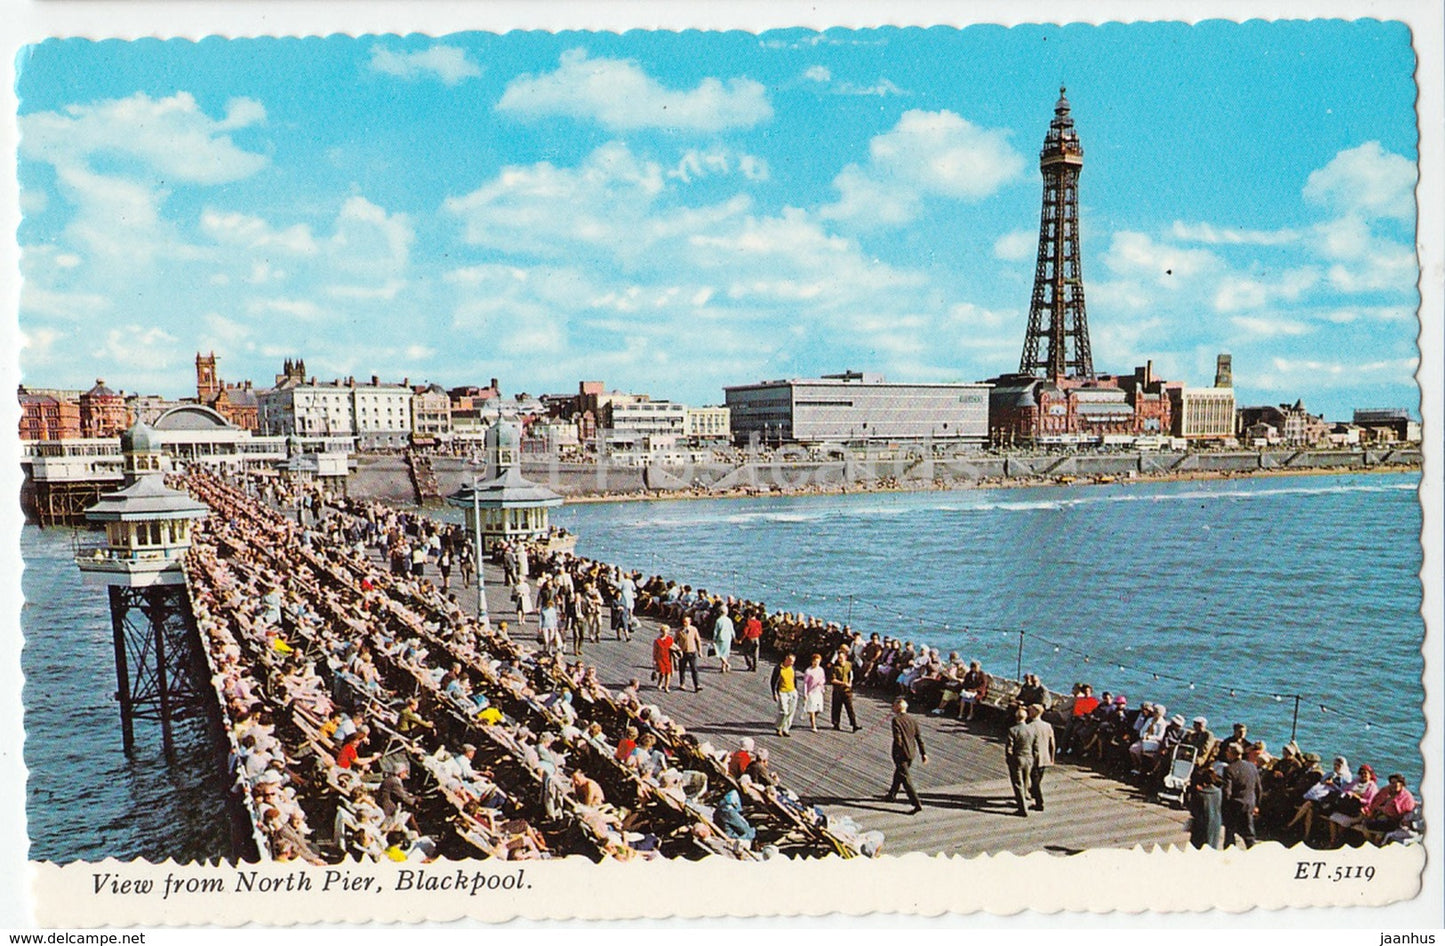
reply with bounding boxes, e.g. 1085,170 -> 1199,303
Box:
15,22 -> 1422,419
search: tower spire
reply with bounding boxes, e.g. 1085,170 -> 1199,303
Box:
1019,86 -> 1094,381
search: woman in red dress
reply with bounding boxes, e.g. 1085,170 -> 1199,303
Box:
652,626 -> 676,692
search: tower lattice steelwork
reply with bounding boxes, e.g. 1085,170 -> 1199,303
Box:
1019,87 -> 1094,381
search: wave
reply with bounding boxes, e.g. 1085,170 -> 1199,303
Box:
605,477 -> 1415,527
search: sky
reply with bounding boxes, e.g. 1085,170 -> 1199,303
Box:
13,21 -> 1422,420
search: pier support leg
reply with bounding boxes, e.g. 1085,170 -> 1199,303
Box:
108,586 -> 136,755
104,584 -> 208,756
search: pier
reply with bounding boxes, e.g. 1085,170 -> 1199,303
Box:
474,564 -> 1191,857
88,463 -> 1422,864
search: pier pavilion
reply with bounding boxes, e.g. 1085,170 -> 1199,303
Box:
446,420 -> 562,552
75,421 -> 214,754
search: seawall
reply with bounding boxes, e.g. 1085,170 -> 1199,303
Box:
355,447 -> 1423,506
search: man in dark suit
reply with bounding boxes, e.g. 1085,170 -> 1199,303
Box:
1026,703 -> 1056,812
885,697 -> 927,813
1004,706 -> 1037,817
829,644 -> 860,731
1221,743 -> 1261,848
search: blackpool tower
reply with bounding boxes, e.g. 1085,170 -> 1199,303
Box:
1018,87 -> 1094,382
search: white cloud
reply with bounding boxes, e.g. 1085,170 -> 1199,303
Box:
1319,305 -> 1415,325
1102,232 -> 1220,285
497,48 -> 772,132
201,210 -> 318,255
1212,268 -> 1319,312
20,284 -> 111,321
247,298 -> 328,321
1268,355 -> 1416,379
324,280 -> 406,301
822,110 -> 1023,229
993,229 -> 1036,261
445,142 -> 673,260
327,196 -> 414,277
1303,141 -> 1416,222
20,326 -> 62,361
1170,220 -> 1300,245
669,147 -> 770,184
804,65 -> 831,83
1313,216 -> 1417,293
1229,315 -> 1312,338
835,78 -> 906,97
20,92 -> 268,186
92,325 -> 179,366
368,45 -> 482,85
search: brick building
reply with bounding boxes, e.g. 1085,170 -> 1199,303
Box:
79,380 -> 130,438
17,386 -> 81,441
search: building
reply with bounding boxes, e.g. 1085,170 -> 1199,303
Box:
411,383 -> 453,443
1170,387 -> 1237,441
1169,353 -> 1236,442
79,379 -> 131,438
194,352 -> 260,431
599,398 -> 688,453
1237,401 -> 1328,447
725,371 -> 991,446
1019,88 -> 1094,381
150,404 -> 288,469
350,376 -> 413,450
1352,408 -> 1421,444
987,363 -> 1177,446
986,92 -> 1195,447
257,361 -> 411,450
259,373 -> 353,440
685,406 -> 732,443
17,386 -> 82,441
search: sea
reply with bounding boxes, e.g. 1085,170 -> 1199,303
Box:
18,470 -> 1423,862
550,472 -> 1426,786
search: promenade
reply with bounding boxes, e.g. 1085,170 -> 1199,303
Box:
473,561 -> 1191,858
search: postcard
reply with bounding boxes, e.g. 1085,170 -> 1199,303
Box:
4,1 -> 1441,930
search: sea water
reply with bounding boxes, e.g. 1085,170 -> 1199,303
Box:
553,472 -> 1425,784
20,526 -> 232,863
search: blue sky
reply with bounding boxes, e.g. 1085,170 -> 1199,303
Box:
14,22 -> 1421,419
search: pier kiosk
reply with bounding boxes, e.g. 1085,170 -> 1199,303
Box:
75,421 -> 211,755
446,420 -> 562,620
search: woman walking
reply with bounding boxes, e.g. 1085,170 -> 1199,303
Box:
712,608 -> 735,674
511,577 -> 533,630
801,653 -> 827,732
652,626 -> 676,693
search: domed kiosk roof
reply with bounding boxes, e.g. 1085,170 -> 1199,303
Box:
446,467 -> 561,510
486,420 -> 522,450
119,421 -> 162,455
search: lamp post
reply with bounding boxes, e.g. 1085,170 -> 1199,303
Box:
471,472 -> 489,626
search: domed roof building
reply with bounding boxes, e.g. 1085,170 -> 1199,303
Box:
446,419 -> 562,552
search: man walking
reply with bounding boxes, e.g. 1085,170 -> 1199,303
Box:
1004,705 -> 1037,817
885,698 -> 927,813
1026,703 -> 1056,812
1221,743 -> 1260,848
742,610 -> 763,672
770,653 -> 799,737
676,616 -> 703,693
829,644 -> 860,731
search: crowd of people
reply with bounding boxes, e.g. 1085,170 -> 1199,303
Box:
182,470 -> 873,865
506,548 -> 1421,852
188,471 -> 1420,859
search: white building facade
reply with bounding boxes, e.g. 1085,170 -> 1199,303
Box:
724,373 -> 991,446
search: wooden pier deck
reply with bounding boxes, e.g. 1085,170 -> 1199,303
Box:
474,564 -> 1191,858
